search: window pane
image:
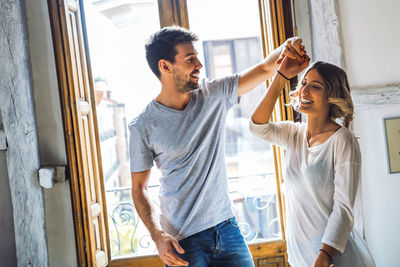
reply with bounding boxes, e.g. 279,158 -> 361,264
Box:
83,0 -> 161,258
188,0 -> 282,243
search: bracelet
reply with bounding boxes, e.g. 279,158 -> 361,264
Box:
276,70 -> 290,81
319,249 -> 335,265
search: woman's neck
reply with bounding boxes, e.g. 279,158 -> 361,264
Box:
305,114 -> 340,140
306,115 -> 333,135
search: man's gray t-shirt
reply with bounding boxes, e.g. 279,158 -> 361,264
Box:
129,74 -> 239,240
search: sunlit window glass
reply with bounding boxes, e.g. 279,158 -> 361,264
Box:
187,0 -> 282,243
84,0 -> 161,257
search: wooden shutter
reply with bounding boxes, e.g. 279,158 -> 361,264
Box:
158,0 -> 189,28
256,0 -> 296,266
47,0 -> 110,266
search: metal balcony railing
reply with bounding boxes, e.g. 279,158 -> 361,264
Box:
105,172 -> 281,257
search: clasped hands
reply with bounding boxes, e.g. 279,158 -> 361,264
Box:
277,37 -> 310,79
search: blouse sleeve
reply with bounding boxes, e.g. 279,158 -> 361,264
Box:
321,130 -> 361,253
249,120 -> 299,149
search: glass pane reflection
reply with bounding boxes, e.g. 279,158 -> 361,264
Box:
187,0 -> 282,243
84,0 -> 161,257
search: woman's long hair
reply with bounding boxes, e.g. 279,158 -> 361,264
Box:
289,61 -> 354,128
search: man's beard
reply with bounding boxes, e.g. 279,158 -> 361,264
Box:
174,74 -> 199,93
178,81 -> 199,93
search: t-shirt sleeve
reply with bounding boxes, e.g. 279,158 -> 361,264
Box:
322,131 -> 361,253
249,120 -> 298,149
128,124 -> 154,172
204,74 -> 240,109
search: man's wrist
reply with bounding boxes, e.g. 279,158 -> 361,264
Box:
150,228 -> 164,240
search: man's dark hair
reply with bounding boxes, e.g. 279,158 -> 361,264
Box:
145,26 -> 198,79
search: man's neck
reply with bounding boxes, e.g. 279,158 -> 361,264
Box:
155,85 -> 191,111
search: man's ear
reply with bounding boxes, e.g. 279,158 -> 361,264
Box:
159,59 -> 172,75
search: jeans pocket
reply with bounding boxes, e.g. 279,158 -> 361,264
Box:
226,217 -> 240,228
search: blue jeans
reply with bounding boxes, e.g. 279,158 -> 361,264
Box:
167,217 -> 254,267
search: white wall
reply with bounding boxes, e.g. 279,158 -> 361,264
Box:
296,0 -> 400,266
337,0 -> 400,266
338,0 -> 400,88
353,105 -> 400,267
25,1 -> 77,266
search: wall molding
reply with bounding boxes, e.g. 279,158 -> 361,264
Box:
352,85 -> 400,109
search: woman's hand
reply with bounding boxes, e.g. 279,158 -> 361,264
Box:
276,37 -> 306,64
278,55 -> 310,79
313,252 -> 332,267
314,245 -> 336,267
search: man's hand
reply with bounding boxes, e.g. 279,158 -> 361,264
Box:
276,37 -> 306,65
153,231 -> 189,266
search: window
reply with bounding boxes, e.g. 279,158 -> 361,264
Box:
48,0 -> 296,266
199,37 -> 281,243
84,0 -> 164,257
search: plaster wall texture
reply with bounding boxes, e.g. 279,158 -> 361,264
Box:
0,114 -> 17,267
24,0 -> 78,266
308,0 -> 343,67
0,1 -> 49,266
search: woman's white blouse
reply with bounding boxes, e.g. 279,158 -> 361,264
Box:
249,120 -> 375,267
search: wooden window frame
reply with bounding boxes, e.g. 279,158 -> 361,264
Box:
47,0 -> 297,266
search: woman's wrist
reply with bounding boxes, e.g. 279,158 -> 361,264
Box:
320,244 -> 336,257
319,248 -> 335,266
276,69 -> 290,80
272,71 -> 290,91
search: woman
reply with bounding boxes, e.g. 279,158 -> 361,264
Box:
250,58 -> 375,267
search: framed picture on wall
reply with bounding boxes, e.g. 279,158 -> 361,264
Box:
383,117 -> 400,173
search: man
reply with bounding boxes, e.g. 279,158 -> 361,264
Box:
129,26 -> 306,267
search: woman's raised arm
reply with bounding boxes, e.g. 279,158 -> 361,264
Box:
251,56 -> 309,124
